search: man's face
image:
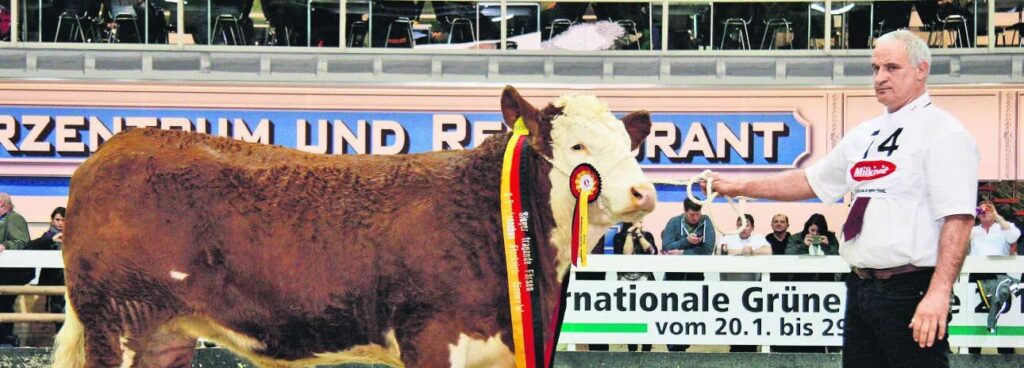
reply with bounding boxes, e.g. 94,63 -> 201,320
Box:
0,201 -> 9,216
872,40 -> 928,112
978,204 -> 996,225
684,209 -> 701,225
52,213 -> 65,231
771,215 -> 789,233
738,219 -> 754,239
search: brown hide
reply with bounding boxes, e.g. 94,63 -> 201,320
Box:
63,127 -> 561,367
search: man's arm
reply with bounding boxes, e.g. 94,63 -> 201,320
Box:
705,170 -> 818,201
909,214 -> 974,348
2,213 -> 30,250
661,218 -> 685,252
702,219 -> 716,255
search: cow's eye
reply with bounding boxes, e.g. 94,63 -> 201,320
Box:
572,144 -> 585,151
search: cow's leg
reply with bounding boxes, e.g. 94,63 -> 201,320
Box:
82,326 -> 125,368
398,319 -> 514,368
127,328 -> 197,368
398,318 -> 454,367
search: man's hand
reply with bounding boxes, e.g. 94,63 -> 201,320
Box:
995,212 -> 1010,230
0,244 -> 5,252
53,233 -> 64,243
701,172 -> 746,198
687,234 -> 702,245
909,291 -> 950,348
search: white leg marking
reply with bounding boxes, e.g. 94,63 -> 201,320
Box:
448,333 -> 515,368
119,336 -> 135,368
384,329 -> 401,358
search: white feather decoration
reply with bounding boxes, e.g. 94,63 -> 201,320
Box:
543,21 -> 626,51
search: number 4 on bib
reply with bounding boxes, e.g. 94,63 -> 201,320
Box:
876,128 -> 903,156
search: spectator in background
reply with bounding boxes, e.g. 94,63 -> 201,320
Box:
768,213 -> 793,282
0,193 -> 31,347
717,214 -> 769,353
662,198 -> 715,280
967,200 -> 1018,355
617,222 -> 657,353
778,213 -> 842,353
661,198 -> 714,352
766,214 -> 791,255
786,213 -> 840,260
969,201 -> 1020,257
28,206 -> 66,331
578,221 -> 658,352
717,214 -> 772,260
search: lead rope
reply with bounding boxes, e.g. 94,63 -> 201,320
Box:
649,169 -> 751,236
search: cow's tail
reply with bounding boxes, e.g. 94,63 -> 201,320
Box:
52,293 -> 86,368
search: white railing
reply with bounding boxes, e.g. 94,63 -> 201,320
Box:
2,251 -> 1020,349
575,254 -> 1024,274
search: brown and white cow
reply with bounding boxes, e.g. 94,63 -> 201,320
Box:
53,86 -> 655,368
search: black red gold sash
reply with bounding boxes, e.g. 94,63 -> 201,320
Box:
500,118 -> 545,368
501,118 -> 590,368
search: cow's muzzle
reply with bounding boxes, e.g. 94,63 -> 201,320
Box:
630,182 -> 657,213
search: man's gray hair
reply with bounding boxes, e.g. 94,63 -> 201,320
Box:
876,29 -> 931,68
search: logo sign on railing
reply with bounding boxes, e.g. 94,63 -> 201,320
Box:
0,107 -> 809,168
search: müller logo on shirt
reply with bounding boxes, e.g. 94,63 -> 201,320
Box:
850,160 -> 897,181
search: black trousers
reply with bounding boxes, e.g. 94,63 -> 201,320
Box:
843,270 -> 949,368
0,294 -> 15,343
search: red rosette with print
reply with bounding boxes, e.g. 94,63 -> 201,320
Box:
569,163 -> 601,204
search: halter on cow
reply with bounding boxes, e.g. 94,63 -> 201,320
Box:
52,86 -> 655,368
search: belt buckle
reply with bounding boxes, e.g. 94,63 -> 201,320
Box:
856,267 -> 877,280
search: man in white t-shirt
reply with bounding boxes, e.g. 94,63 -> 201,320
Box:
718,214 -> 772,282
718,214 -> 773,256
969,201 -> 1020,257
718,214 -> 771,353
968,200 -> 1018,354
704,30 -> 979,368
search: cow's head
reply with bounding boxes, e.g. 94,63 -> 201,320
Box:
500,86 -> 656,232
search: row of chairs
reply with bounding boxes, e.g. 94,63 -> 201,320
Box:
719,18 -> 796,50
348,16 -> 476,48
721,14 -> 1021,50
54,11 -> 141,43
55,10 -> 246,44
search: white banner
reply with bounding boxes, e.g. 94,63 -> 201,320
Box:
562,281 -> 847,345
559,256 -> 1024,348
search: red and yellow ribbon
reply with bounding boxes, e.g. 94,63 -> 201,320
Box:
569,164 -> 601,267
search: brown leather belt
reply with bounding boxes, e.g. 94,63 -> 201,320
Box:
853,264 -> 934,280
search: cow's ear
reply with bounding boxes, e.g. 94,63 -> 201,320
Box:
501,86 -> 541,135
621,110 -> 652,151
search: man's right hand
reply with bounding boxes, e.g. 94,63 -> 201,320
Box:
687,235 -> 702,245
701,172 -> 746,197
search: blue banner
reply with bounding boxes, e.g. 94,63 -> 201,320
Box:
0,106 -> 808,167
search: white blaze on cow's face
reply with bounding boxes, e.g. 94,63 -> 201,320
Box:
547,94 -> 656,225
